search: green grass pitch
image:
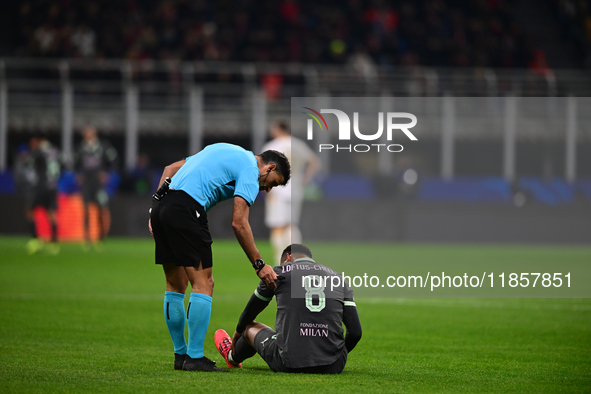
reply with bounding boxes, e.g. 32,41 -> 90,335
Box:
0,236 -> 590,393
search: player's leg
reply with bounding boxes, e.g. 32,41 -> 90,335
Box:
25,195 -> 36,238
232,321 -> 269,363
96,188 -> 110,241
45,208 -> 60,254
270,225 -> 291,265
213,322 -> 265,368
81,188 -> 92,244
266,194 -> 291,265
26,193 -> 43,254
290,196 -> 304,245
47,209 -> 58,242
162,263 -> 189,367
45,189 -> 60,254
213,329 -> 242,368
245,323 -> 286,372
100,206 -> 111,239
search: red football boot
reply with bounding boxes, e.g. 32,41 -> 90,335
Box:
214,329 -> 242,368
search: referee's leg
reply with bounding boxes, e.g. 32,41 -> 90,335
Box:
162,264 -> 189,359
184,266 -> 214,359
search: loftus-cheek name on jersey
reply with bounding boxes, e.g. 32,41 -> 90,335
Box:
300,322 -> 329,337
281,263 -> 337,274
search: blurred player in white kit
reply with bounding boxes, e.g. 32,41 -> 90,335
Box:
261,120 -> 320,265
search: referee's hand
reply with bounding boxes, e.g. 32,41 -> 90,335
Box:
257,264 -> 278,289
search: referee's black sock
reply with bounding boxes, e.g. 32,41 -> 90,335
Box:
230,335 -> 256,364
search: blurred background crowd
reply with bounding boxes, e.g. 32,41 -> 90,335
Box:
0,0 -> 590,243
2,0 -> 590,68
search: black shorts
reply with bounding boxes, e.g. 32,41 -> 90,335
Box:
254,328 -> 347,374
32,188 -> 57,210
151,190 -> 213,268
82,184 -> 109,207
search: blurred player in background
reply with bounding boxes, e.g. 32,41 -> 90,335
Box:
214,243 -> 362,373
75,125 -> 118,245
21,135 -> 61,254
261,120 -> 320,265
149,143 -> 290,372
14,142 -> 36,247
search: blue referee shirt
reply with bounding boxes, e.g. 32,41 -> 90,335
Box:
169,143 -> 260,212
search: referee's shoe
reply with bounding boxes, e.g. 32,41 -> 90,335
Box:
182,355 -> 228,372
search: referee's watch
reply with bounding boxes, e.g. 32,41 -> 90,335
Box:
252,259 -> 265,273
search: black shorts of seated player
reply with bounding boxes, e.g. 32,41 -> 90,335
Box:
151,190 -> 213,268
253,327 -> 348,374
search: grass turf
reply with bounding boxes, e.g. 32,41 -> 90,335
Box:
0,237 -> 590,393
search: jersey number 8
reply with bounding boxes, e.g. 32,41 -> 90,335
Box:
304,275 -> 326,312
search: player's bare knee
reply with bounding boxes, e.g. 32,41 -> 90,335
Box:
243,322 -> 260,346
244,321 -> 270,346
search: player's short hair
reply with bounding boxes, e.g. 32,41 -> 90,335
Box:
260,150 -> 291,185
274,119 -> 290,134
281,243 -> 312,261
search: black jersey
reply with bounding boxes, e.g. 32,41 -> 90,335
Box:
253,258 -> 357,369
75,139 -> 117,183
31,141 -> 61,191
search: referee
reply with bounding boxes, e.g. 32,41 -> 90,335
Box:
149,143 -> 290,372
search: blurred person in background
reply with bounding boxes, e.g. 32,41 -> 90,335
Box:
261,120 -> 320,265
75,125 -> 118,246
14,142 -> 36,244
20,135 -> 61,254
121,153 -> 154,196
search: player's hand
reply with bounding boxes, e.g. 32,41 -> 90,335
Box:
231,330 -> 242,355
148,218 -> 153,238
257,264 -> 278,289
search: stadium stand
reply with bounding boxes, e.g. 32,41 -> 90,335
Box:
0,0 -> 566,68
0,0 -> 590,240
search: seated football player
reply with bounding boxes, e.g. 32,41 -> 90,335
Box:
214,243 -> 362,374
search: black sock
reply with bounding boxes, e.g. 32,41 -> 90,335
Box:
28,220 -> 37,238
50,221 -> 58,243
231,335 -> 256,364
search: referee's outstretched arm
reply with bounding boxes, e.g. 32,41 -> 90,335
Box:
232,196 -> 278,289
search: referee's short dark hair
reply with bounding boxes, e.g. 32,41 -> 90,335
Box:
260,150 -> 291,185
281,244 -> 312,261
